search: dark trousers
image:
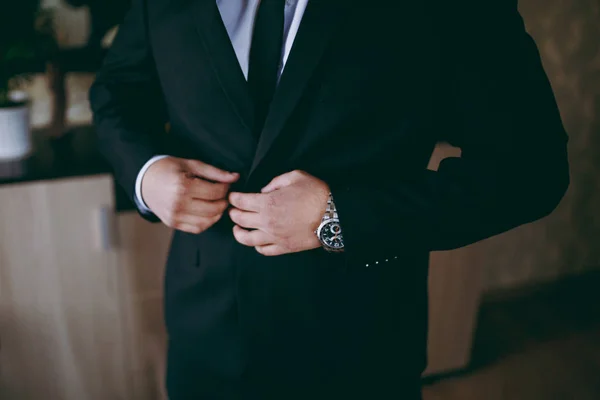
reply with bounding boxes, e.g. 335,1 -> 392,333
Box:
166,340 -> 423,400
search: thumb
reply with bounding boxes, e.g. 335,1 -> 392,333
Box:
261,171 -> 296,193
185,159 -> 239,183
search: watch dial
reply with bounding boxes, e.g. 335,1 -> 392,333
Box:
320,221 -> 344,249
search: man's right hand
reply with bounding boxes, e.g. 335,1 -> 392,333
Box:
141,157 -> 240,234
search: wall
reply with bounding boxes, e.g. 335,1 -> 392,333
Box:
25,0 -> 600,291
479,0 -> 600,290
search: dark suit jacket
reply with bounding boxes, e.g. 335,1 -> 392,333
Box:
89,0 -> 569,398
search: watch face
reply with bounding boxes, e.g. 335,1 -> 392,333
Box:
319,220 -> 344,249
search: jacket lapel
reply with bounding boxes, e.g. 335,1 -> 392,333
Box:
249,0 -> 348,175
191,0 -> 254,133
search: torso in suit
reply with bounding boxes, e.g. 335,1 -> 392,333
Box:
90,0 -> 570,398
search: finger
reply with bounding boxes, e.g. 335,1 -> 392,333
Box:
255,244 -> 286,257
171,214 -> 221,234
232,225 -> 274,247
179,175 -> 231,201
184,198 -> 228,218
172,223 -> 201,234
173,212 -> 221,227
184,159 -> 240,183
229,192 -> 265,212
229,208 -> 263,230
261,171 -> 297,193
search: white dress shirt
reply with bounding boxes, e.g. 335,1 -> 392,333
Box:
135,0 -> 309,212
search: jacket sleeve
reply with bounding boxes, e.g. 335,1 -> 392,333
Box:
332,1 -> 570,262
89,0 -> 166,222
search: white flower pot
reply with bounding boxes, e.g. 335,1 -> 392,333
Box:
0,102 -> 32,161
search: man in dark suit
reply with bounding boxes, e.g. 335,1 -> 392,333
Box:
89,0 -> 570,398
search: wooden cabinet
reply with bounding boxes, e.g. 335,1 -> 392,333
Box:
0,175 -> 172,400
425,245 -> 485,376
114,212 -> 171,400
0,176 -> 128,399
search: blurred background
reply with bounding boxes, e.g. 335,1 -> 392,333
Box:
0,0 -> 598,399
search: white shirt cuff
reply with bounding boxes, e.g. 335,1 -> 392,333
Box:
135,155 -> 169,213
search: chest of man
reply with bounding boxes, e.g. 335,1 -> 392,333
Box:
145,0 -> 441,189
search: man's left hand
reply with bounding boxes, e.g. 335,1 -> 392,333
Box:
228,170 -> 330,256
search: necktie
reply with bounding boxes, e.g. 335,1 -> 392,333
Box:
248,0 -> 286,135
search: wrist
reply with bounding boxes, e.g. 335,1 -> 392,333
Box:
315,192 -> 345,252
136,155 -> 169,212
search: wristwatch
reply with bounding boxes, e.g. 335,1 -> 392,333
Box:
315,193 -> 345,252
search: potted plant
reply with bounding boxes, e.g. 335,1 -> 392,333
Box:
0,0 -> 55,160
